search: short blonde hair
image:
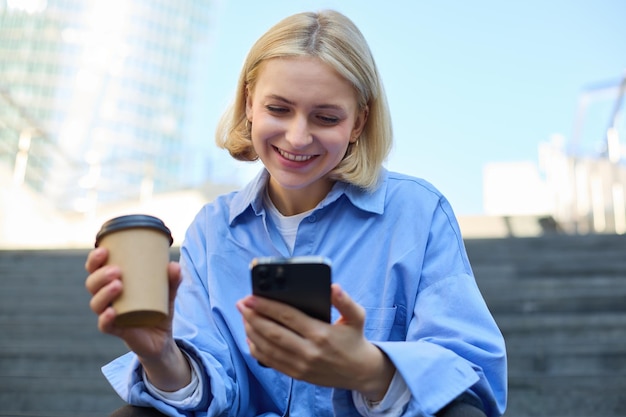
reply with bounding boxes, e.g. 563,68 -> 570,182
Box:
215,10 -> 392,190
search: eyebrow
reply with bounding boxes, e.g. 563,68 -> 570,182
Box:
266,94 -> 347,112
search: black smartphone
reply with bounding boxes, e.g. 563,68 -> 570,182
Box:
250,256 -> 332,323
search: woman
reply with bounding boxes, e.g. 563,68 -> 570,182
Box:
86,9 -> 507,417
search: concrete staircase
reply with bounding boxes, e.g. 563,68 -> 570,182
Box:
0,250 -> 128,417
466,234 -> 626,417
1,234 -> 625,416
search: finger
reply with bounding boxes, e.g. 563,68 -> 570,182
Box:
167,262 -> 182,299
89,275 -> 122,315
331,284 -> 365,326
247,323 -> 301,370
243,319 -> 274,362
97,305 -> 119,335
238,299 -> 302,365
238,300 -> 275,362
243,295 -> 312,333
85,247 -> 108,273
165,262 -> 182,317
85,263 -> 121,294
238,298 -> 288,345
244,312 -> 326,377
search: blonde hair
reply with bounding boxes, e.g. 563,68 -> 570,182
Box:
215,10 -> 392,190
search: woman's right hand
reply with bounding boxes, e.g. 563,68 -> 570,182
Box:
84,247 -> 182,363
85,247 -> 191,391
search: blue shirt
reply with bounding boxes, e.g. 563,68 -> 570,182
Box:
103,168 -> 507,417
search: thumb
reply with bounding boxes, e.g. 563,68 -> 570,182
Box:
167,262 -> 182,303
331,283 -> 365,327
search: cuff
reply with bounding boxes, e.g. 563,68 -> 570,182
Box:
352,370 -> 411,417
142,350 -> 203,409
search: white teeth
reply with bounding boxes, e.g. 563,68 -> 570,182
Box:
278,148 -> 313,162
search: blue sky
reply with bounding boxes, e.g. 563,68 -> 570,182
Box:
187,0 -> 626,215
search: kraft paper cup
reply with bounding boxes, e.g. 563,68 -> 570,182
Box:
95,214 -> 173,327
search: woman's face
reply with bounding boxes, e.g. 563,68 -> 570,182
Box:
246,56 -> 367,215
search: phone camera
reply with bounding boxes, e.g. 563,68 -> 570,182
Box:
258,277 -> 271,291
256,266 -> 272,290
274,266 -> 287,289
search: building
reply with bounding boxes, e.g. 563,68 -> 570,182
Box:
475,74 -> 626,237
0,0 -> 213,213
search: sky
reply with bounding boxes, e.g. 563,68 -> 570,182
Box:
186,0 -> 626,216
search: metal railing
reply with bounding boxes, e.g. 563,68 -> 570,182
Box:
546,72 -> 626,234
1,87 -> 188,214
0,87 -> 81,192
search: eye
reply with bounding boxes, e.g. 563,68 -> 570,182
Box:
266,105 -> 288,114
317,114 -> 340,125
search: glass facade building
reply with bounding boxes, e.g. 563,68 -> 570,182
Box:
0,0 -> 212,212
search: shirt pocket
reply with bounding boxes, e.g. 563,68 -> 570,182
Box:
362,306 -> 400,341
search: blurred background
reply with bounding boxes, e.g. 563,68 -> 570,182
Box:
2,3 -> 626,416
1,0 -> 626,248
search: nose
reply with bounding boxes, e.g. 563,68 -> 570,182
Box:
285,116 -> 312,149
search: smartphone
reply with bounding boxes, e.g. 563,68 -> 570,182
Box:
250,256 -> 332,323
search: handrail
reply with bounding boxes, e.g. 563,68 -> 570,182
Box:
0,87 -> 81,169
608,71 -> 626,131
1,86 -> 189,212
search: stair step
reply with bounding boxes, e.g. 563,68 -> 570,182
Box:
506,374 -> 626,417
481,287 -> 626,314
497,312 -> 626,343
0,375 -> 125,416
0,342 -> 128,377
507,344 -> 626,376
1,235 -> 626,416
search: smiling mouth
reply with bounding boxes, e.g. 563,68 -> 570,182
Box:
276,147 -> 315,162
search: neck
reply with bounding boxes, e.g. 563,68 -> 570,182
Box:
267,178 -> 334,216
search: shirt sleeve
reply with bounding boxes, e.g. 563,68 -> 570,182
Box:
372,196 -> 507,417
142,350 -> 204,408
352,371 -> 411,417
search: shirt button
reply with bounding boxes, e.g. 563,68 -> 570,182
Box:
307,215 -> 317,222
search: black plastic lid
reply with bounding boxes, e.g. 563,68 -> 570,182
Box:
95,214 -> 173,247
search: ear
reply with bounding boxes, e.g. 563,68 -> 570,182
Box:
350,105 -> 369,143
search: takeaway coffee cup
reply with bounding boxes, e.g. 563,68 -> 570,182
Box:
95,214 -> 173,327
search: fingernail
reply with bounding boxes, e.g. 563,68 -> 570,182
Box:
243,296 -> 257,308
336,288 -> 344,300
105,265 -> 119,277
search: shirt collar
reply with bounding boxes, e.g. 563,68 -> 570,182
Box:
229,168 -> 268,224
228,167 -> 388,225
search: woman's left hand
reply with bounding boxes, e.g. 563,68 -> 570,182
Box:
236,283 -> 395,401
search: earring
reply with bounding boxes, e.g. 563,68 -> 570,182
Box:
245,119 -> 251,131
